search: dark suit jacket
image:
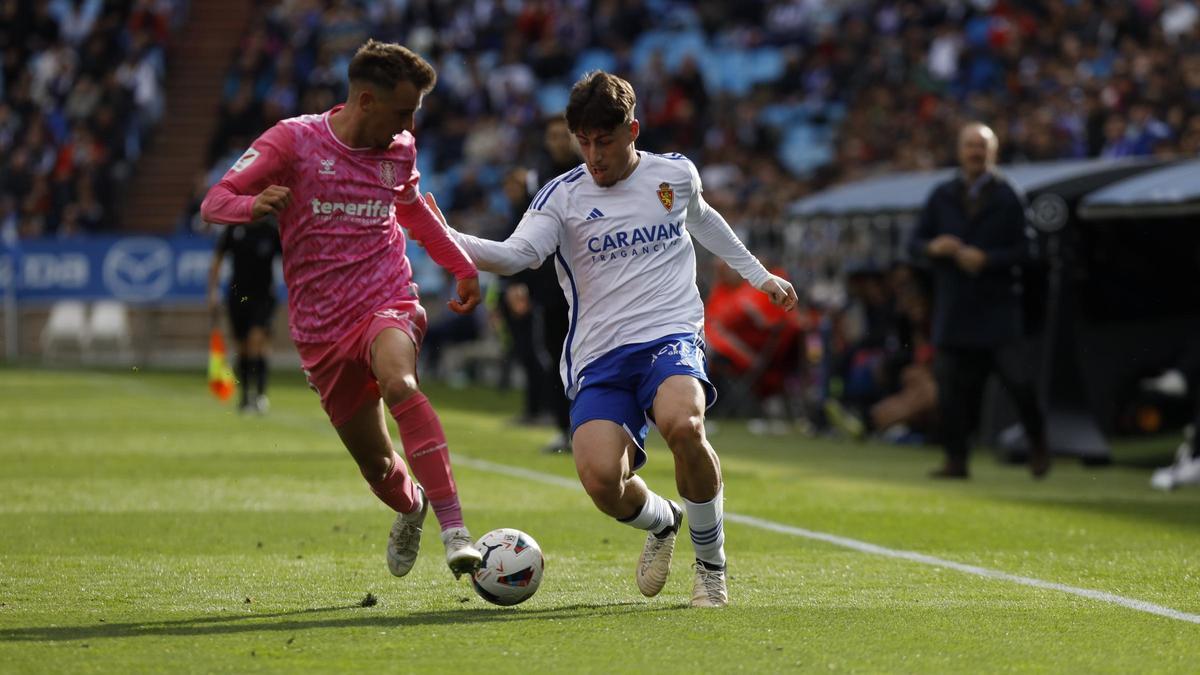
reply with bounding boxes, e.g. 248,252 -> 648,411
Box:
908,172 -> 1032,349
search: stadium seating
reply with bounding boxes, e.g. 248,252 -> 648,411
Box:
87,299 -> 133,364
40,299 -> 89,362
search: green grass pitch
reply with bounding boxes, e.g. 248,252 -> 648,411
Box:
2,367 -> 1198,673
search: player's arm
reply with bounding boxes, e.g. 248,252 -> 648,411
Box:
424,193 -> 560,277
684,166 -> 797,310
392,173 -> 481,314
200,126 -> 294,225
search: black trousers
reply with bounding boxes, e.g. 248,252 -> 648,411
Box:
935,345 -> 1045,464
541,305 -> 571,436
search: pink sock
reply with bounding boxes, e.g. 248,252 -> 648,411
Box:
390,393 -> 464,530
366,452 -> 419,513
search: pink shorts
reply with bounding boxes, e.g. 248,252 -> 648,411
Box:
296,299 -> 427,427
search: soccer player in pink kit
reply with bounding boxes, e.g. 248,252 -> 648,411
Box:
201,40 -> 484,579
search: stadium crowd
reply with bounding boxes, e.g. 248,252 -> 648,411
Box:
7,0 -> 1199,444
3,1 -> 1197,244
0,0 -> 187,241
172,0 -> 1200,437
180,1 -> 1200,243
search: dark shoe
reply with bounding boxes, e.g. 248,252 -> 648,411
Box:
929,462 -> 969,479
1029,441 -> 1051,479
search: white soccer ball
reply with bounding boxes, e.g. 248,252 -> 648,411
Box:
470,528 -> 544,606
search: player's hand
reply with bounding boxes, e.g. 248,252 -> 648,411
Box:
251,185 -> 292,220
758,274 -> 798,311
448,276 -> 481,315
954,245 -> 987,275
928,234 -> 963,257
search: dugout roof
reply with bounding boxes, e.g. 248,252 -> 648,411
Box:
1078,159 -> 1200,220
788,158 -> 1161,219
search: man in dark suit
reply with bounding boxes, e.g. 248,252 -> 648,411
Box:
909,122 -> 1050,479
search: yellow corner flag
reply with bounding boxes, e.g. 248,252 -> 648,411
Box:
208,327 -> 235,401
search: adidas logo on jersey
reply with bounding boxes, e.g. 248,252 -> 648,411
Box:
310,198 -> 387,218
585,208 -> 604,221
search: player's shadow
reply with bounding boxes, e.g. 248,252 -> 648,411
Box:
0,601 -> 690,643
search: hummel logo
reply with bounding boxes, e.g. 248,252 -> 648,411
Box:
319,158 -> 336,175
585,207 -> 604,220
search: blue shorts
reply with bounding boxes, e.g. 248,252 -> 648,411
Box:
570,333 -> 717,471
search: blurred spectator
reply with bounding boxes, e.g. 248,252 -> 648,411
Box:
0,0 -> 182,238
908,122 -> 1048,480
188,0 -> 1200,258
865,271 -> 938,442
706,258 -> 805,417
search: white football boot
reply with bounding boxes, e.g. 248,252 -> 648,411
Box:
691,561 -> 728,608
386,485 -> 427,577
441,527 -> 483,578
1151,440 -> 1200,491
636,500 -> 682,597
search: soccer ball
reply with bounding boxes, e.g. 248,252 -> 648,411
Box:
470,528 -> 544,606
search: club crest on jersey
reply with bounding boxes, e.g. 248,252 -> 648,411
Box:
656,182 -> 674,211
379,160 -> 397,188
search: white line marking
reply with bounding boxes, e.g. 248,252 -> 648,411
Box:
457,455 -> 1200,625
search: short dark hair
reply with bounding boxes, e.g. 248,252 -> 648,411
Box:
565,71 -> 636,133
348,39 -> 436,93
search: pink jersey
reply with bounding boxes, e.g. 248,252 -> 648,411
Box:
201,105 -> 477,345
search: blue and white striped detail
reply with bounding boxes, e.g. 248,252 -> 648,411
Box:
649,151 -> 688,161
554,246 -> 580,393
585,207 -> 604,220
690,519 -> 724,546
530,166 -> 586,211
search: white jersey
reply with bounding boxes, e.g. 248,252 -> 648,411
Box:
452,151 -> 770,397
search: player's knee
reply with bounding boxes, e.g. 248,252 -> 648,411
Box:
663,414 -> 706,454
378,374 -> 420,406
578,466 -> 622,509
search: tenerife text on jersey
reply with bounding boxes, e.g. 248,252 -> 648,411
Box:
310,198 -> 389,220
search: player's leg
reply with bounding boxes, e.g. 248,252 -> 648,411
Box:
245,324 -> 269,413
334,398 -> 427,577
993,345 -> 1050,478
227,301 -> 253,411
371,326 -> 481,577
652,375 -> 727,607
571,418 -> 681,597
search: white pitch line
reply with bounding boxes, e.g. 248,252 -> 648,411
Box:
457,455 -> 1200,625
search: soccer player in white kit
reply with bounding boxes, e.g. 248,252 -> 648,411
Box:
429,71 -> 797,607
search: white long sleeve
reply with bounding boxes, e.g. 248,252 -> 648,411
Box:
450,211 -> 561,276
686,193 -> 771,288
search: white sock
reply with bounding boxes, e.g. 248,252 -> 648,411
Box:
684,486 -> 725,568
620,491 -> 676,535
